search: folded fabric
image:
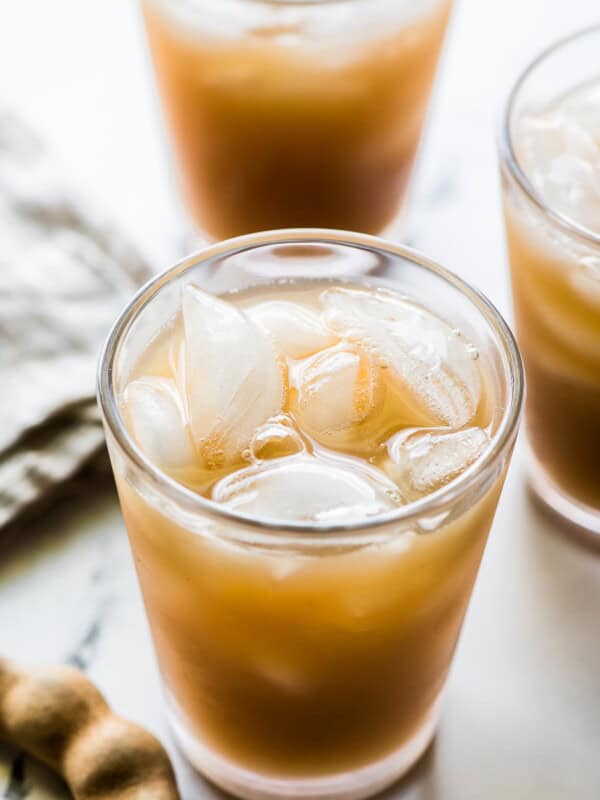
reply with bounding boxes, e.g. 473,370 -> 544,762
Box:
0,113 -> 150,535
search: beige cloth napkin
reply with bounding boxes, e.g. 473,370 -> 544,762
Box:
0,114 -> 150,535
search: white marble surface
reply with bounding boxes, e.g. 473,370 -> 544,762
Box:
1,1 -> 600,798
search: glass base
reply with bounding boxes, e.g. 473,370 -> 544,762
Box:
526,444 -> 600,542
176,208 -> 414,262
168,696 -> 441,800
177,219 -> 414,282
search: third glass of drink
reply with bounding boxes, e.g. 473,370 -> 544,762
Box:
500,26 -> 600,536
98,231 -> 522,800
141,0 -> 453,239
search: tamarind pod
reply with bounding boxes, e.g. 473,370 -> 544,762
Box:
0,658 -> 180,800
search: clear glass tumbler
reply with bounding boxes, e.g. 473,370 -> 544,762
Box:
98,230 -> 523,800
499,27 -> 600,537
141,0 -> 453,240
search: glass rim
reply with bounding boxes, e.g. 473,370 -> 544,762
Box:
97,229 -> 523,538
498,23 -> 600,249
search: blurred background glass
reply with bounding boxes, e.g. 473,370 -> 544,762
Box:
500,27 -> 600,538
141,0 -> 453,241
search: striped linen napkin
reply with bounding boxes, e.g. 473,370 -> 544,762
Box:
0,113 -> 150,536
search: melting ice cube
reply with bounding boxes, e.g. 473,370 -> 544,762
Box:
122,377 -> 195,470
518,101 -> 600,234
386,426 -> 489,499
293,344 -> 379,436
212,453 -> 400,522
561,82 -> 600,140
250,415 -> 306,460
182,285 -> 285,465
247,300 -> 337,359
321,288 -> 480,428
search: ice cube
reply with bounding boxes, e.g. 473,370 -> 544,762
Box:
168,337 -> 188,417
321,288 -> 480,428
562,82 -> 600,139
122,377 -> 195,470
518,101 -> 600,233
250,414 -> 306,460
386,426 -> 489,499
293,344 -> 380,436
520,114 -> 598,175
247,300 -> 337,359
182,285 -> 285,466
212,453 -> 400,522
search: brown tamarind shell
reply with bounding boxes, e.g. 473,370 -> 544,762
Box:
0,658 -> 180,800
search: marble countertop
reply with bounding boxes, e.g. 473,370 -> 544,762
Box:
1,1 -> 600,797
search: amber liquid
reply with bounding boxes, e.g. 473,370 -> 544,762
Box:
142,0 -> 452,239
505,204 -> 600,511
116,280 -> 504,778
119,479 -> 501,775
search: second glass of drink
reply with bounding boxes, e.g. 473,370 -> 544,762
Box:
141,0 -> 453,239
500,26 -> 600,536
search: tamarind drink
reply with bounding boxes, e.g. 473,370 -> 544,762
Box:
107,271 -> 520,800
141,0 -> 452,239
502,81 -> 600,516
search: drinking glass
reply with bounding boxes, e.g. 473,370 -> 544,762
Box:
98,230 -> 523,800
499,26 -> 600,537
141,0 -> 453,240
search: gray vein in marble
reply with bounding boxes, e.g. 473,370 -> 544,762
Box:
426,172 -> 459,209
4,754 -> 28,800
66,617 -> 104,673
64,540 -> 115,672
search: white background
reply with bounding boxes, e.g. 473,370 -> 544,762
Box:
1,1 -> 600,798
